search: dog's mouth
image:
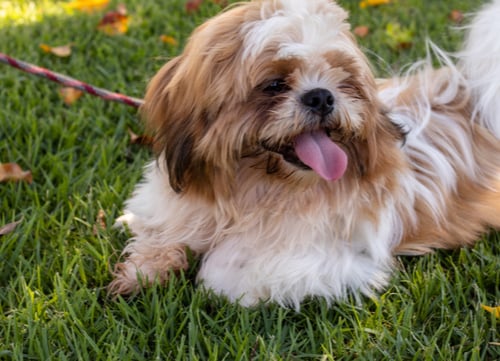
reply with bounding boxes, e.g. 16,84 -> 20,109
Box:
261,129 -> 348,181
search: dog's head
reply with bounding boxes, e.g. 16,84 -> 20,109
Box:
142,0 -> 405,200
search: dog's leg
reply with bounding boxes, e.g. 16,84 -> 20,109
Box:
109,162 -> 215,295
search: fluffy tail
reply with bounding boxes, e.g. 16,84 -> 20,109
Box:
460,0 -> 500,138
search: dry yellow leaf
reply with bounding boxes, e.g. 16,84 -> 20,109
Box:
39,44 -> 52,53
0,220 -> 22,236
66,0 -> 110,13
40,43 -> 72,57
59,87 -> 83,105
354,25 -> 370,38
0,163 -> 32,183
482,305 -> 500,318
360,0 -> 390,9
160,35 -> 178,46
385,22 -> 414,50
450,10 -> 464,24
93,209 -> 107,234
97,10 -> 129,35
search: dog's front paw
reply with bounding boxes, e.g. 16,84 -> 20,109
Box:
108,261 -> 144,296
108,243 -> 190,296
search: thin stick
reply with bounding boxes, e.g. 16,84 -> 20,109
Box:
0,52 -> 144,108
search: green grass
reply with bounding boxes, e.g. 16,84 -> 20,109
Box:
1,0 -> 499,359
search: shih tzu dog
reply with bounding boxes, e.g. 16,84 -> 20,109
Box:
110,0 -> 500,308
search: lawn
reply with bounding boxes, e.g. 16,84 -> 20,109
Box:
0,0 -> 499,360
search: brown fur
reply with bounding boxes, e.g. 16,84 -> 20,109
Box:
392,72 -> 500,253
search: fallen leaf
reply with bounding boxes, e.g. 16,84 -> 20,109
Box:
66,0 -> 110,13
360,0 -> 390,9
354,25 -> 370,38
449,10 -> 464,24
96,209 -> 106,227
186,0 -> 204,13
0,163 -> 32,184
385,22 -> 414,50
160,35 -> 178,46
93,209 -> 106,234
40,43 -> 73,57
0,220 -> 22,236
59,87 -> 83,105
128,128 -> 154,146
97,8 -> 129,35
482,305 -> 500,318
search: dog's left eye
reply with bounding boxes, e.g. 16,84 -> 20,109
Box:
263,79 -> 290,95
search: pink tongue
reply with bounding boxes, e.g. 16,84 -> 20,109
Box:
294,131 -> 348,181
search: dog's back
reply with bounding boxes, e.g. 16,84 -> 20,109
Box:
377,0 -> 500,255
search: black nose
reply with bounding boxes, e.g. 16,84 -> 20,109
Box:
301,88 -> 335,116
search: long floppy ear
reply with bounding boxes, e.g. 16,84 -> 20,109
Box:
140,56 -> 210,196
141,53 -> 237,201
141,56 -> 183,144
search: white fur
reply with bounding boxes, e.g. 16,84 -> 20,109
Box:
118,159 -> 399,309
197,200 -> 397,309
460,0 -> 500,138
242,0 -> 350,61
117,162 -> 216,256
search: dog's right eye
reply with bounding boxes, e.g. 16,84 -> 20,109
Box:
262,79 -> 290,95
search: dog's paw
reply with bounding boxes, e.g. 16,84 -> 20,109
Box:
108,243 -> 190,297
108,261 -> 143,296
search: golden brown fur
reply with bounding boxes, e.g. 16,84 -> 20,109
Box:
384,70 -> 500,254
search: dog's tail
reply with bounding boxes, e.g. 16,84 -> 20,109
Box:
460,0 -> 500,138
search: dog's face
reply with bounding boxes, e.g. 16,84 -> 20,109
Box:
142,0 -> 405,199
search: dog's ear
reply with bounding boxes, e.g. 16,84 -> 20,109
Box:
140,56 -> 207,195
140,55 -> 234,200
141,56 -> 183,144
